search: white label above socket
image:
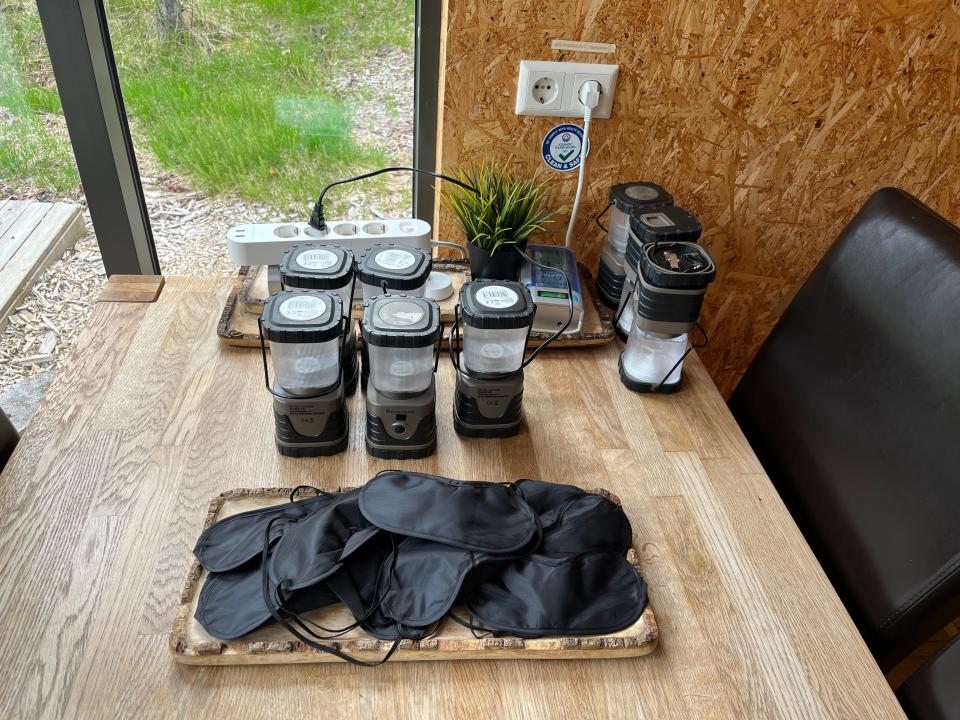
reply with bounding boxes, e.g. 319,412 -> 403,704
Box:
515,60 -> 618,119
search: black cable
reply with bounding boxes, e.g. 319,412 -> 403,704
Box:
652,322 -> 709,392
259,517 -> 402,666
594,202 -> 611,233
310,166 -> 480,231
515,245 -> 574,367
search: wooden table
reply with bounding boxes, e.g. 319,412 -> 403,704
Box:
0,277 -> 905,719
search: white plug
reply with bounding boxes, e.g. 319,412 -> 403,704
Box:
578,80 -> 601,110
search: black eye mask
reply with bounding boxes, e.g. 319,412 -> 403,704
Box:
539,492 -> 633,555
193,491 -> 334,573
378,537 -> 482,628
359,472 -> 539,554
375,487 -> 632,629
513,478 -> 584,515
193,474 -> 648,666
463,552 -> 648,638
195,558 -> 338,641
268,488 -> 378,593
321,531 -> 431,641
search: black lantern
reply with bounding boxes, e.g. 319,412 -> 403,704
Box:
451,280 -> 539,438
618,228 -> 716,393
596,182 -> 673,309
360,294 -> 442,459
259,290 -> 349,456
279,243 -> 358,395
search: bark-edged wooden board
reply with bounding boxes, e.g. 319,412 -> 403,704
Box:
170,487 -> 658,665
217,264 -> 616,349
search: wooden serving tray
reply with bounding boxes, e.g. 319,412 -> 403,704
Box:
217,262 -> 615,348
170,487 -> 658,665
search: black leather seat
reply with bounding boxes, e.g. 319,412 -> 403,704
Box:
897,635 -> 960,719
729,188 -> 960,670
0,407 -> 17,472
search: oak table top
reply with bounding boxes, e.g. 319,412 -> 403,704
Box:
0,276 -> 904,719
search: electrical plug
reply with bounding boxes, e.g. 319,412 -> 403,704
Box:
578,80 -> 601,110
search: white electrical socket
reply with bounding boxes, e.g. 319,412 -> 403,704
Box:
515,60 -> 618,118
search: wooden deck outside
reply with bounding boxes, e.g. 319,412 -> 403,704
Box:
0,199 -> 85,326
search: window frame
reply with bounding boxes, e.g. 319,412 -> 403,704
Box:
35,0 -> 442,275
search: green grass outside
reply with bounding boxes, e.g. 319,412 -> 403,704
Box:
0,0 -> 414,213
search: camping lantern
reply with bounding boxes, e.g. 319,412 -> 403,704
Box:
279,243 -> 358,394
615,205 -> 701,341
596,182 -> 673,308
259,290 -> 349,456
357,244 -> 432,301
361,294 -> 442,459
618,236 -> 716,393
451,280 -> 537,438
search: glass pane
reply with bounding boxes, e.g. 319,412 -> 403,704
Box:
104,0 -> 416,275
1,7 -> 100,404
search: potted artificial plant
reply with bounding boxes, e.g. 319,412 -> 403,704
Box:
444,160 -> 557,281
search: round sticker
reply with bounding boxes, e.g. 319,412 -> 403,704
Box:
625,185 -> 661,201
279,294 -> 326,322
542,123 -> 589,172
378,300 -> 424,326
476,285 -> 519,309
296,248 -> 338,270
376,248 -> 416,271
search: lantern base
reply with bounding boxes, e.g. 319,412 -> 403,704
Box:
272,384 -> 349,457
452,369 -> 524,438
618,354 -> 683,394
364,379 -> 437,459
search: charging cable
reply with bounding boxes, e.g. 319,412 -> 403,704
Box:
309,166 -> 478,232
564,81 -> 601,248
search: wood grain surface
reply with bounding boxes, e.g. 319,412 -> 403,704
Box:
0,277 -> 905,719
434,0 -> 960,396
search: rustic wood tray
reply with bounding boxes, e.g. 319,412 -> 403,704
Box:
217,262 -> 615,349
170,487 -> 658,665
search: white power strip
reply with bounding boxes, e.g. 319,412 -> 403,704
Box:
226,218 -> 433,266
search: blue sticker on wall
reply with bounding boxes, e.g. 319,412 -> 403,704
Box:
542,123 -> 589,172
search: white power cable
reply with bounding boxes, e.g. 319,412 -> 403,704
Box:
564,81 -> 601,249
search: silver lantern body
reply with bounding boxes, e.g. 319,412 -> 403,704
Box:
279,243 -> 359,395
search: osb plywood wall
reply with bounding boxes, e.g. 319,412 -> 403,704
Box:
434,0 -> 960,396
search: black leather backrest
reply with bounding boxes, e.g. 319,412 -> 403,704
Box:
729,188 -> 960,669
896,634 -> 960,720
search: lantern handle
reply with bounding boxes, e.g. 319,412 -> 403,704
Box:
340,272 -> 358,356
434,321 -> 444,372
448,304 -> 463,373
515,246 -> 574,369
650,322 -> 709,392
612,285 -> 633,331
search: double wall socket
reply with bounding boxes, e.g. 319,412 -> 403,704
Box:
515,60 -> 619,119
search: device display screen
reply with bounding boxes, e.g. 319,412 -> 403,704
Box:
528,246 -> 582,294
538,291 -> 569,299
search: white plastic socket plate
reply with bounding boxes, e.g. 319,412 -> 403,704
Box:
515,60 -> 618,119
226,218 -> 432,266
